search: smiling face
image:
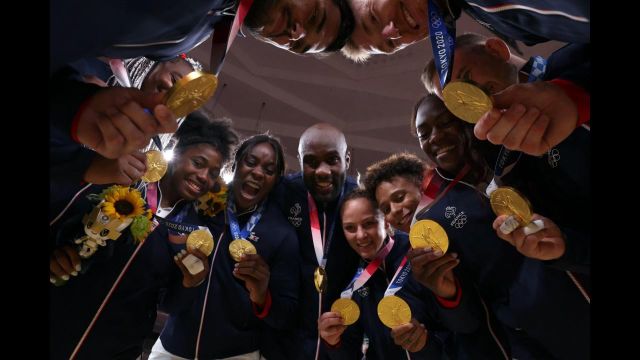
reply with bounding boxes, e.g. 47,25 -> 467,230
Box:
161,143 -> 223,207
348,0 -> 427,54
374,176 -> 422,233
341,197 -> 386,260
250,0 -> 343,53
414,96 -> 468,174
232,142 -> 278,211
140,58 -> 193,94
298,125 -> 350,205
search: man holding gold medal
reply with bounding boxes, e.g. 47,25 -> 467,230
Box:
265,123 -> 360,359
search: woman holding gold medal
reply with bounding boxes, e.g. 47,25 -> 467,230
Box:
408,94 -> 589,359
50,54 -> 205,231
49,111 -> 238,360
319,189 -> 480,359
152,134 -> 300,360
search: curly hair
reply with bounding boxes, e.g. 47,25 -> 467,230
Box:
363,152 -> 425,200
231,133 -> 286,181
174,110 -> 239,163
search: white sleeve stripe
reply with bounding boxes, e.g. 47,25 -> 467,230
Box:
466,2 -> 589,23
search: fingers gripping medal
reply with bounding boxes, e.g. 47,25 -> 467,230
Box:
377,295 -> 412,328
377,256 -> 412,328
141,150 -> 168,182
490,187 -> 544,235
442,82 -> 493,124
187,229 -> 215,256
182,228 -> 214,275
409,220 -> 449,253
331,298 -> 360,326
226,191 -> 266,262
141,71 -> 217,182
331,238 -> 394,326
228,239 -> 257,262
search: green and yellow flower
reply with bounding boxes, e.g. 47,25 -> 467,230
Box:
197,179 -> 228,217
101,186 -> 146,221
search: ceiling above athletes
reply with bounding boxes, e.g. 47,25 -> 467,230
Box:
189,13 -> 563,176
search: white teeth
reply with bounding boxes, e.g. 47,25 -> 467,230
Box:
246,182 -> 260,190
187,181 -> 201,192
437,145 -> 454,155
402,6 -> 416,28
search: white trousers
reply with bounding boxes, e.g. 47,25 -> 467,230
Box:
148,338 -> 266,360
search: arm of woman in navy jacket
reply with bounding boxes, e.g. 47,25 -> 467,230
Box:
422,268 -> 482,334
158,223 -> 220,315
50,66 -> 103,142
322,318 -> 364,360
545,226 -> 589,275
50,123 -> 97,213
255,227 -> 301,330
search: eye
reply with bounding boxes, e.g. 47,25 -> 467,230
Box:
363,220 -> 378,229
100,229 -> 110,237
380,205 -> 390,215
392,192 -> 405,203
192,158 -> 204,168
344,224 -> 356,233
304,158 -> 319,168
328,156 -> 340,165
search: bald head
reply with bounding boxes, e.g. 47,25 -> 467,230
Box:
298,123 -> 348,157
298,123 -> 350,205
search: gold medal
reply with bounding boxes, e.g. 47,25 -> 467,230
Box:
141,150 -> 168,182
377,295 -> 412,328
228,239 -> 257,262
186,229 -> 214,256
314,266 -> 327,293
489,187 -> 533,225
409,220 -> 449,253
442,81 -> 493,124
331,298 -> 360,326
165,71 -> 218,118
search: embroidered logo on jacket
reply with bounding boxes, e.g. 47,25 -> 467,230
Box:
288,203 -> 302,227
444,206 -> 467,229
248,232 -> 259,242
547,148 -> 560,168
357,286 -> 369,298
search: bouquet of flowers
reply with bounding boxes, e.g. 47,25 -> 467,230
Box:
76,185 -> 153,258
197,178 -> 228,217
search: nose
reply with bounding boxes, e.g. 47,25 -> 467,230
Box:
382,21 -> 401,40
251,166 -> 265,180
355,226 -> 366,240
289,22 -> 307,41
195,168 -> 208,183
390,202 -> 403,220
156,72 -> 173,93
316,162 -> 331,178
428,126 -> 444,145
